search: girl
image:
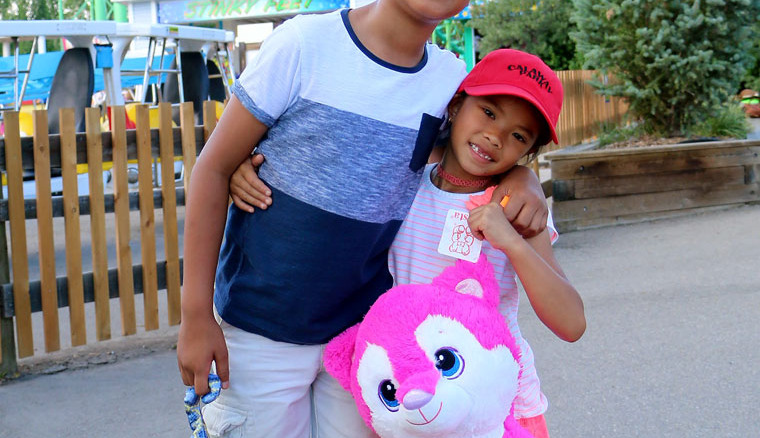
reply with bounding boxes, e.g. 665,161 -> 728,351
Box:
388,48 -> 586,438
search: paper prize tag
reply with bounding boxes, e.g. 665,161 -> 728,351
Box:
437,209 -> 482,263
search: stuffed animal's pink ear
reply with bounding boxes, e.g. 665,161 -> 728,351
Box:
432,254 -> 500,307
324,324 -> 360,392
455,278 -> 484,298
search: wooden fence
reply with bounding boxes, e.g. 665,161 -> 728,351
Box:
0,101 -> 218,373
552,70 -> 628,151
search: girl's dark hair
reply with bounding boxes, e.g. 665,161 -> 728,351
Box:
527,117 -> 552,163
435,118 -> 453,148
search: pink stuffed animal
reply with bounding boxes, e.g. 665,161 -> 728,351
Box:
324,255 -> 533,438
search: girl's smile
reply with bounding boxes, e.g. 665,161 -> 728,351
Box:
468,142 -> 495,162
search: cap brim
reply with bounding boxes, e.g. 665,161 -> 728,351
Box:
461,83 -> 559,144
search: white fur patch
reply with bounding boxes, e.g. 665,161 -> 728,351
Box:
352,316 -> 521,437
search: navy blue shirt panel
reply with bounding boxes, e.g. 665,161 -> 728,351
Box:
214,186 -> 401,344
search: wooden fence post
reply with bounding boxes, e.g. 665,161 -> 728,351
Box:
33,110 -> 60,353
135,104 -> 159,331
180,102 -> 197,197
85,107 -> 112,342
2,110 -> 32,371
159,102 -> 181,326
0,189 -> 18,376
203,100 -> 217,142
111,105 -> 137,336
60,108 -> 87,347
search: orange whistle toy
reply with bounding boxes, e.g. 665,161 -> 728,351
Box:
499,195 -> 510,207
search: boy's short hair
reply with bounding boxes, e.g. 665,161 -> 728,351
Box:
457,49 -> 563,144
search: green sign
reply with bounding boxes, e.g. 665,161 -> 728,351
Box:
158,0 -> 349,23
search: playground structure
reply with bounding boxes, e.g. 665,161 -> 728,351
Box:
432,6 -> 476,71
0,20 -> 234,130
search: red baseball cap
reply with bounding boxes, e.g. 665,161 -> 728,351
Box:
457,49 -> 563,144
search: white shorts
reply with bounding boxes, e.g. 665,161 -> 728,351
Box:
201,321 -> 377,438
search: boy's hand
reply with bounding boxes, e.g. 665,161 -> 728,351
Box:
491,165 -> 547,238
177,316 -> 230,396
229,154 -> 272,212
468,203 -> 522,252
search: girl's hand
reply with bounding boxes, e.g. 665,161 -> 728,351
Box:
492,165 -> 548,238
229,154 -> 272,212
468,203 -> 523,252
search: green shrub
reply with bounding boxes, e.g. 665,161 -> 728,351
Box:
596,101 -> 750,148
572,0 -> 760,138
597,124 -> 646,148
691,102 -> 751,139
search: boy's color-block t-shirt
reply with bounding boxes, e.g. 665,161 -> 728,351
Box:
388,164 -> 559,419
215,9 -> 467,344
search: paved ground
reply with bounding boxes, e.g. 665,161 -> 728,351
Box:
530,205 -> 759,437
746,116 -> 760,140
1,202 -> 758,437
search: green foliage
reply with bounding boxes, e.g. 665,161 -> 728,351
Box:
0,0 -> 88,21
597,100 -> 750,147
597,123 -> 652,147
471,0 -> 582,70
30,0 -> 53,21
571,0 -> 760,138
741,21 -> 760,91
692,101 -> 750,138
0,0 -> 90,51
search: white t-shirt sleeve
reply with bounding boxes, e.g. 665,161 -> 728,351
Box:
232,18 -> 303,127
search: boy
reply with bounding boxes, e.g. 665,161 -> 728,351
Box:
178,2 -> 548,436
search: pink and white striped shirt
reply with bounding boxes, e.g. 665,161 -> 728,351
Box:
388,164 -> 558,419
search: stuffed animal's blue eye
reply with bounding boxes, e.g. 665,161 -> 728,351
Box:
378,379 -> 399,412
434,347 -> 465,379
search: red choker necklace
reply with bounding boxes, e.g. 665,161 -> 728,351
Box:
436,165 -> 492,188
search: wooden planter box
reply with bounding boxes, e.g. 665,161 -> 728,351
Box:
544,139 -> 760,232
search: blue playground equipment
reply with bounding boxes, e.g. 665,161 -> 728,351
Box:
0,51 -> 195,107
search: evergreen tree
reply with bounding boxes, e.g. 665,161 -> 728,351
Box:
741,21 -> 760,91
572,0 -> 760,136
30,0 -> 52,21
471,0 -> 581,70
